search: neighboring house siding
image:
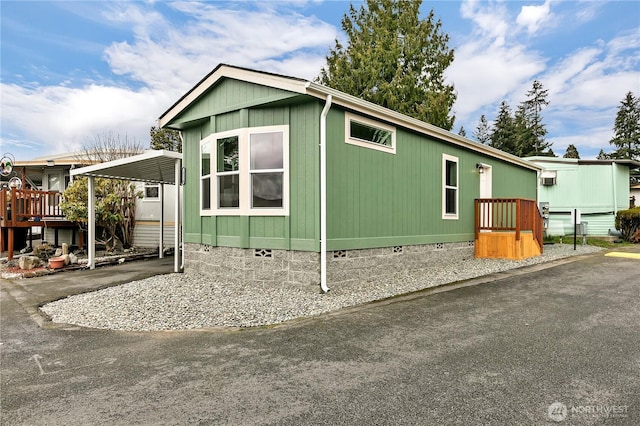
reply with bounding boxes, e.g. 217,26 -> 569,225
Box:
532,160 -> 632,236
133,223 -> 176,249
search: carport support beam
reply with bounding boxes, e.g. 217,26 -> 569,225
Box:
88,176 -> 96,270
159,183 -> 164,259
174,158 -> 181,273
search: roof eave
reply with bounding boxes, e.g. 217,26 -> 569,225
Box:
306,83 -> 541,172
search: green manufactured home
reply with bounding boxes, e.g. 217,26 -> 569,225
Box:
159,64 -> 539,291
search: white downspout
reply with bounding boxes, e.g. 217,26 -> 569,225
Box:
320,95 -> 332,293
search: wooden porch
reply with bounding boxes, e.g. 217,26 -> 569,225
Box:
1,187 -> 83,260
474,198 -> 544,260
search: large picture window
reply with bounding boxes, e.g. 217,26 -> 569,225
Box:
200,125 -> 289,216
442,154 -> 459,219
345,112 -> 396,154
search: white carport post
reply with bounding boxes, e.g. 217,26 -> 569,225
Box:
159,182 -> 164,259
87,176 -> 96,270
174,158 -> 181,273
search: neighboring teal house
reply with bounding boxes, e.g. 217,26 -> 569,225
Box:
526,156 -> 640,236
158,64 -> 540,292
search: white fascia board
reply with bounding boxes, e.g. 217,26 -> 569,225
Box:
159,65 -> 309,128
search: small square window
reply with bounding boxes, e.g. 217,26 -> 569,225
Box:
144,184 -> 159,200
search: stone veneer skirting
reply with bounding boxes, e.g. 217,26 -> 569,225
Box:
184,241 -> 475,293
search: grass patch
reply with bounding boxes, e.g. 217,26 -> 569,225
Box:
543,235 -> 634,249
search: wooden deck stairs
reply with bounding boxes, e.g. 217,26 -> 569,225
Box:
474,198 -> 544,260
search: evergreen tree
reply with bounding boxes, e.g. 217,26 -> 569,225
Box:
563,144 -> 580,159
517,80 -> 551,156
609,91 -> 640,160
490,101 -> 517,154
317,0 -> 456,130
150,126 -> 182,153
513,106 -> 536,156
473,114 -> 492,144
597,149 -> 612,160
458,126 -> 467,137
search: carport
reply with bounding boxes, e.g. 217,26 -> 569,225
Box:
70,150 -> 182,272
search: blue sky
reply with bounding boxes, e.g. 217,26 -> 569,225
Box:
1,0 -> 639,161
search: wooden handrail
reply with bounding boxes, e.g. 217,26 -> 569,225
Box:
475,198 -> 544,253
1,187 -> 66,226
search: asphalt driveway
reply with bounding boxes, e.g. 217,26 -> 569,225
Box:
1,249 -> 639,425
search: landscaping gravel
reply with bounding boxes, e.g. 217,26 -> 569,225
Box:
41,244 -> 602,331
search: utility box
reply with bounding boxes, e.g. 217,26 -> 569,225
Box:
579,222 -> 588,236
539,202 -> 550,229
580,222 -> 588,245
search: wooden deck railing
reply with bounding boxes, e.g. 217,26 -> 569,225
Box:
1,187 -> 66,226
475,198 -> 544,252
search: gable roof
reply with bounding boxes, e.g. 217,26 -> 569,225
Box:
159,63 -> 540,172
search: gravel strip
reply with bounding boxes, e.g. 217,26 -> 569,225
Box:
41,244 -> 602,331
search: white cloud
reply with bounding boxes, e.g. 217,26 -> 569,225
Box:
516,0 -> 552,34
450,0 -> 546,120
452,0 -> 639,159
103,1 -> 336,91
0,1 -> 339,160
0,82 -> 165,156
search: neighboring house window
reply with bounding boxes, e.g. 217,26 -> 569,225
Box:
345,112 -> 396,154
200,125 -> 289,216
144,184 -> 160,200
442,154 -> 459,219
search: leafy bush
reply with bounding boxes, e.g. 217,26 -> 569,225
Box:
60,177 -> 142,251
615,207 -> 640,243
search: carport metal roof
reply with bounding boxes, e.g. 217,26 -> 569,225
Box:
70,150 -> 183,273
70,149 -> 182,184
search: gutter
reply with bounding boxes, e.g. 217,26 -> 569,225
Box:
320,95 -> 332,293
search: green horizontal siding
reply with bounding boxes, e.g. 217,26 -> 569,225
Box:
537,162 -> 631,213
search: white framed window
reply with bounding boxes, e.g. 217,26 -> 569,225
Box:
144,184 -> 160,201
200,125 -> 289,216
200,139 -> 212,212
216,134 -> 240,210
345,112 -> 396,154
442,154 -> 459,219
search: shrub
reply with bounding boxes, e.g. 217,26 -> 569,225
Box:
615,207 -> 640,243
60,177 -> 142,251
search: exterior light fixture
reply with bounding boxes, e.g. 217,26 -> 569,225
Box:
476,163 -> 485,173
